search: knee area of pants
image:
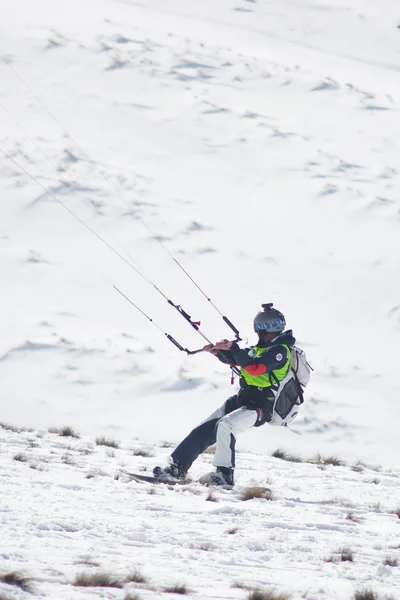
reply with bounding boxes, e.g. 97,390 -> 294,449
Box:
217,418 -> 232,432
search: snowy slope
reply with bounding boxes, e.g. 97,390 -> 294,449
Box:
1,3 -> 400,597
1,1 -> 400,474
1,426 -> 399,600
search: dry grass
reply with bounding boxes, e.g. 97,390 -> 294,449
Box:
241,486 -> 273,502
160,441 -> 175,448
339,547 -> 354,562
73,571 -> 122,588
272,448 -> 346,467
132,448 -> 154,457
206,491 -> 218,502
383,556 -> 398,567
124,593 -> 142,600
48,426 -> 80,438
61,453 -> 76,465
326,547 -> 354,563
13,453 -> 28,462
0,571 -> 34,592
328,497 -> 355,508
232,581 -> 254,591
124,571 -> 147,584
346,512 -> 363,524
354,590 -> 379,600
0,423 -> 32,433
351,461 -> 366,473
203,444 -> 216,454
314,454 -> 345,467
248,590 -> 291,600
95,436 -> 119,449
163,584 -> 189,594
271,449 -> 304,463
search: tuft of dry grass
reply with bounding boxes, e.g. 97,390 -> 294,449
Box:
231,581 -> 254,592
95,436 -> 119,449
61,453 -> 76,465
0,423 -> 32,433
13,453 -> 28,462
160,441 -> 175,448
271,448 -> 304,463
124,571 -> 147,584
203,444 -> 216,454
328,497 -> 355,508
163,583 -> 189,594
346,512 -> 363,524
354,590 -> 379,600
241,486 -> 273,502
124,593 -> 142,600
79,448 -> 92,456
206,491 -> 218,502
339,547 -> 354,562
313,454 -> 345,467
132,448 -> 154,457
232,581 -> 254,591
73,571 -> 122,588
383,556 -> 398,567
326,547 -> 354,563
48,426 -> 80,438
0,571 -> 34,592
248,590 -> 291,600
351,461 -> 366,473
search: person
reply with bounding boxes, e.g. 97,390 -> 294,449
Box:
153,303 -> 298,488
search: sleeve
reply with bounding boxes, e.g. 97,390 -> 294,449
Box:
213,349 -> 239,365
229,343 -> 289,376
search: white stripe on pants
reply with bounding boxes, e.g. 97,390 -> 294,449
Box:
212,407 -> 258,469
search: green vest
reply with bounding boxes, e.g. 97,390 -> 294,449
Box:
240,344 -> 291,388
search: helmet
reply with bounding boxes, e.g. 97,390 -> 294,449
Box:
253,303 -> 286,333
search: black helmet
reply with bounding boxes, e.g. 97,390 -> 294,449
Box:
253,303 -> 286,333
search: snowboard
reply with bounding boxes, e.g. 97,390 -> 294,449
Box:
120,469 -> 233,489
119,469 -> 189,485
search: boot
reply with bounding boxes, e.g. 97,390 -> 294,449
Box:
153,461 -> 185,481
210,466 -> 234,488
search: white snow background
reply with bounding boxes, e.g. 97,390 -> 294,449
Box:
0,0 -> 399,598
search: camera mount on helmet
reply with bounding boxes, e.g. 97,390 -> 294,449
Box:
253,302 -> 286,333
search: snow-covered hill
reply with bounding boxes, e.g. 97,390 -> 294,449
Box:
1,424 -> 399,600
1,1 -> 400,596
2,0 -> 400,465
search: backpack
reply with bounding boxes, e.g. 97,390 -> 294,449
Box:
269,345 -> 312,427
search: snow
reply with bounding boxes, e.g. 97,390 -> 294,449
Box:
1,428 -> 399,600
1,0 -> 400,598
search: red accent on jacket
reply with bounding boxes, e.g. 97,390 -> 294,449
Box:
243,364 -> 267,376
